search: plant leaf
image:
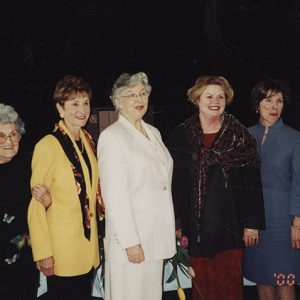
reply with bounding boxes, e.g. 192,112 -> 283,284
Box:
165,264 -> 178,283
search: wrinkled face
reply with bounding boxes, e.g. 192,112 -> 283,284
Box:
259,91 -> 283,127
117,82 -> 149,124
0,123 -> 20,163
197,84 -> 226,119
56,93 -> 90,136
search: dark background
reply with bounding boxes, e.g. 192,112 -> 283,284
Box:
1,0 -> 300,151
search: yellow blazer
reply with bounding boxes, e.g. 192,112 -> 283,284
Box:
28,121 -> 100,276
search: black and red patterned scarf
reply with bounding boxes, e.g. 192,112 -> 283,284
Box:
82,130 -> 105,222
53,124 -> 105,240
184,112 -> 260,242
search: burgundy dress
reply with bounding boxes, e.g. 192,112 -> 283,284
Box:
190,133 -> 243,300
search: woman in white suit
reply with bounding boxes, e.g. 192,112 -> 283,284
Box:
97,72 -> 176,300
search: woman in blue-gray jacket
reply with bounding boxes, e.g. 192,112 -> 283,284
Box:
244,79 -> 300,300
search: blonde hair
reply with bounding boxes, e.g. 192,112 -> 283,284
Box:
187,75 -> 234,106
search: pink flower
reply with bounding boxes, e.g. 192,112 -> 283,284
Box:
180,236 -> 188,248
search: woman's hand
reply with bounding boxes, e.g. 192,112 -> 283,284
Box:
32,184 -> 52,209
126,244 -> 145,264
243,228 -> 259,247
38,256 -> 55,277
188,266 -> 195,278
291,216 -> 300,250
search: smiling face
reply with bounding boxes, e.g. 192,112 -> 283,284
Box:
198,84 -> 226,120
259,91 -> 283,127
116,82 -> 149,125
56,92 -> 90,138
0,123 -> 20,163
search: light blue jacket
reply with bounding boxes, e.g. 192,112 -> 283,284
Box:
249,119 -> 300,241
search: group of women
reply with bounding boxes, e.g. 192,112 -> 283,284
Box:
0,72 -> 299,300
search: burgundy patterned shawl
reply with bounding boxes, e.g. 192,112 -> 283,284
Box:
184,112 -> 260,241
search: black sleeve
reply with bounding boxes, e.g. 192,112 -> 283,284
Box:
166,125 -> 190,227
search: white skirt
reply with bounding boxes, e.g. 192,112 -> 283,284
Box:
105,260 -> 163,300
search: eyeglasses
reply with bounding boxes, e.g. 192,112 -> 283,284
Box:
0,130 -> 21,144
121,91 -> 149,100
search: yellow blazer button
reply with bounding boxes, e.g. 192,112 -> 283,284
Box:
90,213 -> 94,218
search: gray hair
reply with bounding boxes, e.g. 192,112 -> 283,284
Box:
0,103 -> 25,135
110,72 -> 152,111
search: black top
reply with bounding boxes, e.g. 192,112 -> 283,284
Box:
0,151 -> 38,297
76,140 -> 92,183
167,124 -> 265,257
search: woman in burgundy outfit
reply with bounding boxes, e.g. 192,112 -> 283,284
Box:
167,76 -> 265,300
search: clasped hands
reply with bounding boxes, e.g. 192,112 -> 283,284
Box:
126,244 -> 145,264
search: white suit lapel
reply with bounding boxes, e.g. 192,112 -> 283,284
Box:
142,122 -> 171,171
118,116 -> 170,174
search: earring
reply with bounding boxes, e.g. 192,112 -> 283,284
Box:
256,108 -> 259,114
60,113 -> 64,119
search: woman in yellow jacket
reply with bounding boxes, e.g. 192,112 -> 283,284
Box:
28,75 -> 102,299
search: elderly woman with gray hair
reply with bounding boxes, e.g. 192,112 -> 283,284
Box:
97,72 -> 176,300
0,103 -> 50,298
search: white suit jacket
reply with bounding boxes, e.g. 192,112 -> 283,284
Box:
97,115 -> 176,264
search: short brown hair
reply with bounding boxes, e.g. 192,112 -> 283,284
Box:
53,75 -> 92,105
250,79 -> 290,110
187,75 -> 234,106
